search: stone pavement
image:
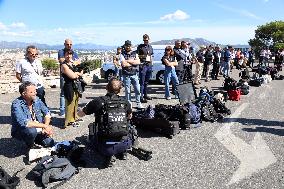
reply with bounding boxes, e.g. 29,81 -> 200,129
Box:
0,65 -> 283,189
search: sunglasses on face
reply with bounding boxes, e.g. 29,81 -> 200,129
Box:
29,52 -> 38,56
166,49 -> 171,51
65,44 -> 72,46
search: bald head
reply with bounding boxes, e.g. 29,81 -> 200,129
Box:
64,39 -> 73,50
106,78 -> 122,94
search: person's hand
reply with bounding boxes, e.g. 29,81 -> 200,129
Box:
43,125 -> 53,137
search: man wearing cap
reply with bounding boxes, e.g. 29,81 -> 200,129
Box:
137,34 -> 153,103
58,39 -> 80,116
121,40 -> 144,109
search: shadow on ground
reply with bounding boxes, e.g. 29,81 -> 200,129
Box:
222,117 -> 283,127
242,127 -> 284,136
0,137 -> 26,158
0,116 -> 12,125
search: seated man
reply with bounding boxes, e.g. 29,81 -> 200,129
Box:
78,78 -> 133,168
11,81 -> 54,150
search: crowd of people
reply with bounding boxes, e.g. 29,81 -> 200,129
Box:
10,35 -> 284,167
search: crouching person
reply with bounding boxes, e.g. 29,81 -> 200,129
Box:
78,78 -> 134,168
11,82 -> 55,151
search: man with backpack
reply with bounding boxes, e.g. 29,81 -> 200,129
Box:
77,78 -> 133,167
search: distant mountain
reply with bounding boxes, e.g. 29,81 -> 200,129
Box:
151,38 -> 217,49
0,41 -> 115,50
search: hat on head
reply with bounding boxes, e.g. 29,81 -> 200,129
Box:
124,40 -> 132,46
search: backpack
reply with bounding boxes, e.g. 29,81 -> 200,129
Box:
98,96 -> 129,139
51,141 -> 84,164
0,167 -> 22,189
224,77 -> 238,91
212,98 -> 231,115
32,155 -> 78,188
200,100 -> 219,122
186,103 -> 201,124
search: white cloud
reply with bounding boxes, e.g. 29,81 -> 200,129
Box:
53,27 -> 67,32
160,10 -> 190,21
10,22 -> 26,28
2,30 -> 33,37
217,4 -> 263,20
0,22 -> 8,30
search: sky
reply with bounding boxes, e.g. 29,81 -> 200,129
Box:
0,0 -> 283,46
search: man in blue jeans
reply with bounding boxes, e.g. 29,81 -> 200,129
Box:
11,82 -> 54,150
58,39 -> 80,116
121,40 -> 144,109
137,34 -> 153,103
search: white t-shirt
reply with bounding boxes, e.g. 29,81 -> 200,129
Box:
16,58 -> 43,88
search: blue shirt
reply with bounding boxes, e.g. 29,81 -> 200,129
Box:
11,97 -> 50,134
58,49 -> 79,61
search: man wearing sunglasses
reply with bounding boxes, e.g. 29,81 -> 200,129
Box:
58,39 -> 80,116
16,45 -> 47,105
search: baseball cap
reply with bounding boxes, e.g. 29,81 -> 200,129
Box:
124,40 -> 132,47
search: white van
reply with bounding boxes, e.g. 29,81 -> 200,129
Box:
100,45 -> 171,84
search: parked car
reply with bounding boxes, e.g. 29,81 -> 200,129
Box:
100,45 -> 169,84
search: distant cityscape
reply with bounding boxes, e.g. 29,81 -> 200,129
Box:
0,38 -> 250,94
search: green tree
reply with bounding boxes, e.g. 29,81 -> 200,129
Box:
249,20 -> 284,56
42,58 -> 59,72
81,59 -> 102,72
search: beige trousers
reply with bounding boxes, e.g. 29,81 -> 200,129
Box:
194,62 -> 204,83
65,92 -> 79,127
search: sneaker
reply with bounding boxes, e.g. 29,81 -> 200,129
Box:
67,122 -> 80,127
166,97 -> 171,100
117,152 -> 128,160
75,118 -> 84,123
144,96 -> 152,100
140,98 -> 148,103
103,156 -> 116,168
136,103 -> 144,109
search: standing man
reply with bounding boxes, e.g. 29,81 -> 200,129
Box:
204,45 -> 214,82
222,46 -> 232,77
137,34 -> 153,103
121,40 -> 144,109
194,46 -> 205,85
173,40 -> 186,83
113,46 -> 123,81
58,39 -> 80,116
16,45 -> 46,105
248,48 -> 255,68
212,46 -> 221,80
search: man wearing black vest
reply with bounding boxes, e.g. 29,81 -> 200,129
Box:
78,78 -> 133,167
137,34 -> 153,103
121,40 -> 144,109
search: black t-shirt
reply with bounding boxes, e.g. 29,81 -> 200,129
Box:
161,55 -> 175,67
83,93 -> 132,116
137,44 -> 153,62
